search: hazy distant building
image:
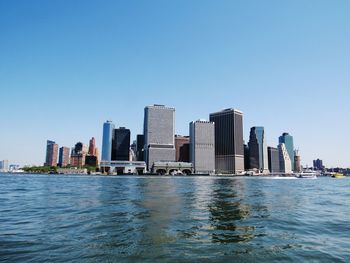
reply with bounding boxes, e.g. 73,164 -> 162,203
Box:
175,135 -> 190,162
88,137 -> 96,156
268,147 -> 280,173
279,133 -> 294,171
0,160 -> 9,172
278,143 -> 292,173
313,159 -> 324,170
244,144 -> 250,170
294,150 -> 301,172
189,120 -> 215,174
144,105 -> 176,170
112,127 -> 130,161
45,140 -> 58,167
209,108 -> 244,174
58,146 -> 70,167
248,127 -> 269,173
101,120 -> 115,161
136,134 -> 145,161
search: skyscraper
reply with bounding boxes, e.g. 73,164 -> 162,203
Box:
175,135 -> 190,162
189,120 -> 215,174
88,137 -> 96,156
58,146 -> 70,167
209,108 -> 244,174
45,140 -> 58,167
101,120 -> 115,161
313,159 -> 324,170
144,104 -> 176,170
70,142 -> 87,167
279,133 -> 294,171
278,143 -> 292,173
294,150 -> 301,172
112,127 -> 130,161
248,127 -> 269,173
268,146 -> 280,173
136,134 -> 145,161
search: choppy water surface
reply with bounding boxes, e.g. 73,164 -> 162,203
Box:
1,174 -> 350,262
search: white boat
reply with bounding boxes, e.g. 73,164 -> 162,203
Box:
294,171 -> 317,179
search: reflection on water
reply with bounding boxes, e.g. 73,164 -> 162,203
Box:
209,179 -> 254,243
1,174 -> 350,262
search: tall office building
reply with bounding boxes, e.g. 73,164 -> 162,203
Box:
294,150 -> 301,172
89,137 -> 96,156
58,146 -> 70,167
313,159 -> 324,170
248,127 -> 269,173
45,140 -> 58,167
209,108 -> 244,174
244,144 -> 250,170
101,120 -> 115,161
268,147 -> 280,173
278,143 -> 292,173
175,135 -> 190,162
279,133 -> 294,171
189,120 -> 215,174
0,160 -> 9,172
144,104 -> 176,170
136,134 -> 145,161
112,127 -> 130,161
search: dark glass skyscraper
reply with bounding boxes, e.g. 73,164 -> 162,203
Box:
112,127 -> 130,161
279,133 -> 294,170
268,146 -> 280,173
248,127 -> 268,172
209,108 -> 244,174
136,134 -> 145,161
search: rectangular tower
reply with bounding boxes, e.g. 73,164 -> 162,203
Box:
267,146 -> 280,173
101,120 -> 115,161
209,108 -> 244,174
112,127 -> 131,161
189,120 -> 215,174
144,105 -> 176,170
45,140 -> 58,167
58,146 -> 70,167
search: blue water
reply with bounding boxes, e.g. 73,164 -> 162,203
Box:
0,174 -> 350,262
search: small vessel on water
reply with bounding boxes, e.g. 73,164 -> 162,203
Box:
294,171 -> 317,179
331,173 -> 346,178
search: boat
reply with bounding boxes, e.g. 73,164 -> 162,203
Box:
294,171 -> 317,179
331,173 -> 346,178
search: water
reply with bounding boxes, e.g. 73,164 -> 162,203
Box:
1,174 -> 349,262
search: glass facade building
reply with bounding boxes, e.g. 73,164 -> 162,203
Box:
112,127 -> 130,161
209,108 -> 244,174
268,146 -> 280,173
248,127 -> 269,172
101,120 -> 115,161
279,133 -> 294,171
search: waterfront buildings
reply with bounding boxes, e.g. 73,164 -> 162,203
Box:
278,143 -> 292,173
244,144 -> 250,170
209,108 -> 244,174
189,120 -> 215,174
143,105 -> 176,170
58,146 -> 70,167
267,147 -> 280,173
175,135 -> 190,162
0,160 -> 9,172
136,134 -> 144,161
294,150 -> 301,172
70,142 -> 87,167
279,133 -> 294,171
88,137 -> 96,156
112,127 -> 130,161
248,127 -> 269,173
313,159 -> 324,170
45,140 -> 58,167
101,120 -> 115,161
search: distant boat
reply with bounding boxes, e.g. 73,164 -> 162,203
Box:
294,171 -> 317,179
331,173 -> 346,178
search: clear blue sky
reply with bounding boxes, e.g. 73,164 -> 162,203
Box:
0,0 -> 349,167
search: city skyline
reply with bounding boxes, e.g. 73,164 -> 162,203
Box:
1,1 -> 350,167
